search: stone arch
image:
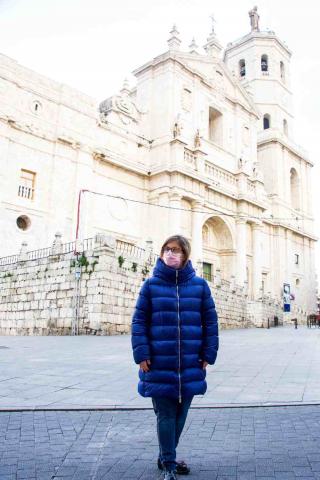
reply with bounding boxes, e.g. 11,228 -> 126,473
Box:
290,168 -> 300,210
202,216 -> 235,280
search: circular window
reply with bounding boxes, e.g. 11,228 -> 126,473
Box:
16,215 -> 31,231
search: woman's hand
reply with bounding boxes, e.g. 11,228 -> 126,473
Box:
140,360 -> 151,372
202,361 -> 208,370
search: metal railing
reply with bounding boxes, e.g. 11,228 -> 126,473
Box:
18,185 -> 34,200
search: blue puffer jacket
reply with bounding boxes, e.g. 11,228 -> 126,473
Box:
131,257 -> 219,400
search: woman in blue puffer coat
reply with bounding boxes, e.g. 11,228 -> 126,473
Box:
132,235 -> 219,480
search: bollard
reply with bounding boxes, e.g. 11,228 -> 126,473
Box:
267,318 -> 270,329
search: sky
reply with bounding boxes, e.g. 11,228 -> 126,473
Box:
0,0 -> 320,275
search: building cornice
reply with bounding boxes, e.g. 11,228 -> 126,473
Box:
224,31 -> 292,59
257,129 -> 313,166
262,218 -> 317,241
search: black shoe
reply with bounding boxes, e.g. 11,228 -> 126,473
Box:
163,471 -> 177,480
158,458 -> 190,475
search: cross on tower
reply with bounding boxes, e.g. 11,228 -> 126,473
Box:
210,14 -> 216,35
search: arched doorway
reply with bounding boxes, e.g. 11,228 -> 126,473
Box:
202,216 -> 235,281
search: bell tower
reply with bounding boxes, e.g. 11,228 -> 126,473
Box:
224,6 -> 293,136
224,8 -> 316,313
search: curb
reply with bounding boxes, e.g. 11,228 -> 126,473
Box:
1,401 -> 320,412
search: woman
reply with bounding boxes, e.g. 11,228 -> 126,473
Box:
131,235 -> 219,480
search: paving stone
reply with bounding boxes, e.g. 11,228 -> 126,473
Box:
0,406 -> 319,479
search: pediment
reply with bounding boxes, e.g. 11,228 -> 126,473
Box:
174,52 -> 259,117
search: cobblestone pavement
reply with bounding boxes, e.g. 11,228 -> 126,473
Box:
1,405 -> 320,479
0,327 -> 320,409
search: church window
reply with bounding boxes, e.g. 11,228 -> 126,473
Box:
283,119 -> 288,136
18,169 -> 36,200
261,54 -> 268,72
263,114 -> 270,130
209,107 -> 223,145
239,59 -> 246,77
290,168 -> 300,210
202,262 -> 212,282
16,215 -> 31,231
280,61 -> 285,81
294,254 -> 299,265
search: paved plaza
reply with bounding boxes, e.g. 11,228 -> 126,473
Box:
0,326 -> 320,409
1,326 -> 320,479
0,406 -> 320,479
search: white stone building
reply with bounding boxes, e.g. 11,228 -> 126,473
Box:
0,9 -> 317,315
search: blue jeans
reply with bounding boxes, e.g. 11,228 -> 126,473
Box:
152,396 -> 193,472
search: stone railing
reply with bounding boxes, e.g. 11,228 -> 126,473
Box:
183,148 -> 197,168
205,161 -> 238,193
246,179 -> 256,195
0,233 -> 78,267
0,233 -> 158,269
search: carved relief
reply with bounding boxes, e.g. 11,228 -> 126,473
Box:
99,92 -> 138,125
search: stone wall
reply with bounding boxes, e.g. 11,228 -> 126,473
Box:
0,235 -> 286,335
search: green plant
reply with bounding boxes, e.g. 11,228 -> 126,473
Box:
70,259 -> 76,268
91,260 -> 98,271
118,255 -> 125,268
3,272 -> 13,278
131,262 -> 138,273
77,254 -> 89,268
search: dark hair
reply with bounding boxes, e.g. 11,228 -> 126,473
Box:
160,235 -> 191,267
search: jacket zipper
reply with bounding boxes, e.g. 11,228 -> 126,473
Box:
176,270 -> 182,403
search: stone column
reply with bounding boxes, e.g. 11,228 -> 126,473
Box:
285,229 -> 293,287
236,218 -> 247,286
252,222 -> 264,299
169,191 -> 182,235
191,201 -> 204,264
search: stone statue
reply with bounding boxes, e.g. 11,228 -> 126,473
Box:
173,121 -> 181,138
194,129 -> 201,149
249,6 -> 260,32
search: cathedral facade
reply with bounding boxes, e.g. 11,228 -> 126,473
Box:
0,10 -> 317,315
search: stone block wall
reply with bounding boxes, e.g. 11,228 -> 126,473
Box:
0,236 -> 285,335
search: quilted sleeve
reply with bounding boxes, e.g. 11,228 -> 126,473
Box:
131,279 -> 151,364
201,280 -> 219,365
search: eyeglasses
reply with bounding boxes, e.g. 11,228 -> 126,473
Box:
164,247 -> 183,255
